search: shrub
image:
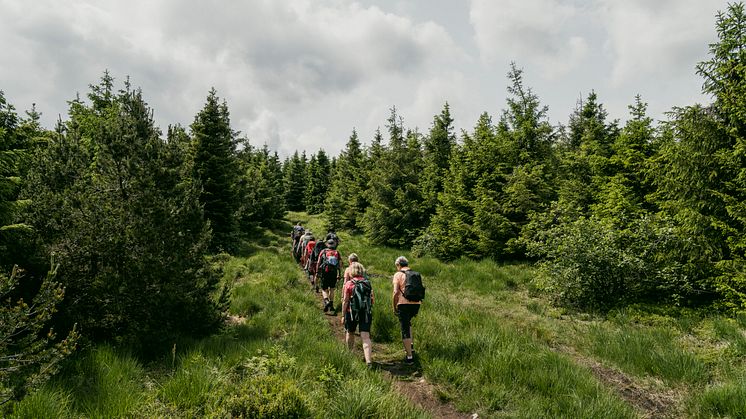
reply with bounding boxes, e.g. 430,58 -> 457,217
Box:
529,215 -> 686,311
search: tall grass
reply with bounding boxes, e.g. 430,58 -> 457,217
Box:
583,324 -> 708,384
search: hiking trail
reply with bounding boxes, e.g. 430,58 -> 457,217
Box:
309,282 -> 471,419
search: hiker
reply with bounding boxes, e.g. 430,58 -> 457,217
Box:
299,230 -> 314,266
309,238 -> 328,293
392,256 -> 425,364
325,229 -> 340,248
302,235 -> 316,288
341,261 -> 374,367
291,222 -> 304,262
343,253 -> 359,284
316,239 -> 343,314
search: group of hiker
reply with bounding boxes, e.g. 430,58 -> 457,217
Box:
290,222 -> 425,367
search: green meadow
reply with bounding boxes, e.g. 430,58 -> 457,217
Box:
8,212 -> 746,418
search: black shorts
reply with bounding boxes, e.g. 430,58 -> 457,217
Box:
397,304 -> 420,339
344,311 -> 372,333
319,271 -> 338,289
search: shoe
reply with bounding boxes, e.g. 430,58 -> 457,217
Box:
403,356 -> 414,364
323,299 -> 330,312
315,286 -> 320,293
366,362 -> 374,369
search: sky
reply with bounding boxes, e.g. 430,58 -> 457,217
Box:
0,0 -> 732,157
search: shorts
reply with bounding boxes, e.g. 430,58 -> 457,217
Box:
397,304 -> 420,339
344,311 -> 372,333
319,271 -> 338,289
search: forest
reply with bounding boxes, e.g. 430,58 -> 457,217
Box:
2,2 -> 746,418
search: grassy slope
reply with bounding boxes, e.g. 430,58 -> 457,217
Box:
8,212 -> 746,418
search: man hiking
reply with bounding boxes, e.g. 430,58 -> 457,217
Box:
392,256 -> 424,364
341,261 -> 374,367
316,239 -> 343,314
325,229 -> 340,248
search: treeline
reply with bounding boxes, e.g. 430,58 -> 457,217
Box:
1,76 -> 287,403
288,4 -> 746,313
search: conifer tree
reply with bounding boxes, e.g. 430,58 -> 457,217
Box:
190,88 -> 240,252
283,151 -> 307,211
24,75 -> 225,350
304,149 -> 330,214
363,108 -> 426,246
421,103 -> 455,220
325,129 -> 368,230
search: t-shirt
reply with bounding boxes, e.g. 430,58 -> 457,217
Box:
343,276 -> 374,313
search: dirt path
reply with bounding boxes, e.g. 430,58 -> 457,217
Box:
308,283 -> 470,419
554,345 -> 679,418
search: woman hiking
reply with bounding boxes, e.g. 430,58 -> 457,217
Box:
341,261 -> 374,367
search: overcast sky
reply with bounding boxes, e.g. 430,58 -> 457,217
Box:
0,0 -> 731,157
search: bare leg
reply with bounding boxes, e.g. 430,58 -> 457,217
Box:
403,338 -> 413,358
361,332 -> 372,364
345,331 -> 355,350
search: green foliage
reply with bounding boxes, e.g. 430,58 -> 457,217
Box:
190,88 -> 241,252
237,144 -> 286,230
324,130 -> 368,231
1,263 -> 79,405
362,108 -> 427,247
304,149 -> 331,214
23,74 -> 226,350
283,151 -> 307,212
530,216 -> 686,311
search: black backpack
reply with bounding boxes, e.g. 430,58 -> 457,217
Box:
350,277 -> 373,322
401,270 -> 425,302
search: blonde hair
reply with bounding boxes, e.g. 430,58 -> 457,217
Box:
348,253 -> 359,263
348,261 -> 366,277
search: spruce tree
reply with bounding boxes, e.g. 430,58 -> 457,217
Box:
190,88 -> 240,252
24,75 -> 225,350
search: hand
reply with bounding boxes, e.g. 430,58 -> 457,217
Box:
340,316 -> 345,325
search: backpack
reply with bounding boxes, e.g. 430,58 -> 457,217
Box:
401,270 -> 425,302
319,249 -> 340,275
350,277 -> 373,323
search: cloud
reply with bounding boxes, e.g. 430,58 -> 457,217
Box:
0,0 -> 465,157
597,0 -> 730,86
469,0 -> 589,79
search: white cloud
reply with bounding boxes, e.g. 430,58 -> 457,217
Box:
598,0 -> 729,86
0,0 -> 465,157
469,0 -> 589,79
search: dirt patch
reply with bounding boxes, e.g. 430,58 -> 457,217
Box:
555,345 -> 679,418
225,314 -> 247,326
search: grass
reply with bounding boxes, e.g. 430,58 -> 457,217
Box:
6,210 -> 746,417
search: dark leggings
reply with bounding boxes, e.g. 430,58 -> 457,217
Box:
397,304 -> 420,339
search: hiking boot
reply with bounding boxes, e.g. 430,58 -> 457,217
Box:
323,299 -> 330,312
366,362 -> 374,370
403,356 -> 415,365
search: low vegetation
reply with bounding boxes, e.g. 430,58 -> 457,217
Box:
3,213 -> 746,417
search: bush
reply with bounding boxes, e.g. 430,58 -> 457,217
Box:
210,375 -> 310,419
529,215 -> 686,311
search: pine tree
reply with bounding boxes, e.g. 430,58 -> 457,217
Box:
304,149 -> 331,214
325,129 -> 368,231
190,88 -> 240,252
24,75 -> 225,350
283,151 -> 307,211
421,103 -> 456,220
